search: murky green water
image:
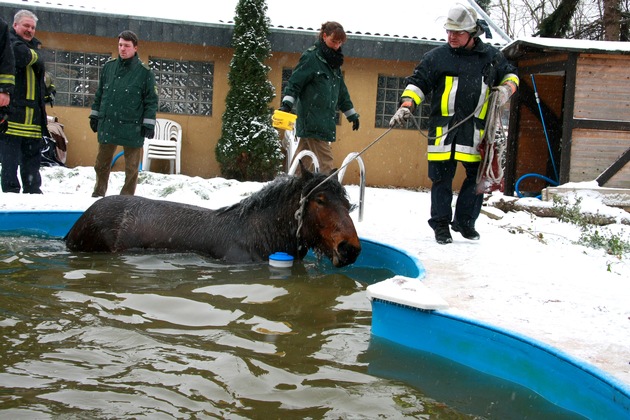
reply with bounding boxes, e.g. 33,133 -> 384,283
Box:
0,235 -> 582,419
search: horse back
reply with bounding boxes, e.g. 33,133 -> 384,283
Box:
65,195 -> 210,252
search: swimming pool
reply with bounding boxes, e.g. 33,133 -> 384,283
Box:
1,209 -> 629,418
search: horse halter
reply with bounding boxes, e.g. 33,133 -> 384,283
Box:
294,197 -> 307,253
293,127 -> 394,249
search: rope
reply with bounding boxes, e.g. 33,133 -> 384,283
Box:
475,90 -> 506,187
293,90 -> 503,250
294,127 -> 394,248
408,91 -> 491,141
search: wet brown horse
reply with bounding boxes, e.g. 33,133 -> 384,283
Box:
65,168 -> 361,267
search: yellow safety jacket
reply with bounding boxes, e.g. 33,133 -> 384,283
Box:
402,39 -> 519,162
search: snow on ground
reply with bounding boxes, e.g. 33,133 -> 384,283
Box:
1,166 -> 629,388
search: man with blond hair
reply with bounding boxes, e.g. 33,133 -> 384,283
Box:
0,10 -> 49,194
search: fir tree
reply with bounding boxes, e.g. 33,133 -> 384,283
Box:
535,0 -> 580,38
215,0 -> 283,181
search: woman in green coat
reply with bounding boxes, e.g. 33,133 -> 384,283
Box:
279,21 -> 359,174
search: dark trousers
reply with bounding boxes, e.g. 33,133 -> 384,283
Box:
93,143 -> 142,196
0,134 -> 43,194
428,159 -> 483,230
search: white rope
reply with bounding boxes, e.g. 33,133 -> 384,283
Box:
476,91 -> 507,188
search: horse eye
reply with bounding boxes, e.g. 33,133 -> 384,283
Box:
314,194 -> 326,205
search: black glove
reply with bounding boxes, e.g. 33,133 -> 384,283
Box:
142,125 -> 155,139
44,84 -> 56,107
0,109 -> 8,134
279,101 -> 291,112
352,119 -> 360,131
89,117 -> 98,133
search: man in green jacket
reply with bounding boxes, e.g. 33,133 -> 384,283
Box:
89,30 -> 158,197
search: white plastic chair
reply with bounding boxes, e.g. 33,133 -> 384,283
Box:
142,118 -> 182,174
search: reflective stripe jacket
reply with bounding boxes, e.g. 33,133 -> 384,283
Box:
0,18 -> 14,95
90,53 -> 158,148
402,39 -> 518,162
5,28 -> 48,138
282,41 -> 358,142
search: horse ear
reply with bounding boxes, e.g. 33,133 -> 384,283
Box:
298,160 -> 314,181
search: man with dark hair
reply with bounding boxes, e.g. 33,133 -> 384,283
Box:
0,9 -> 48,194
89,30 -> 158,197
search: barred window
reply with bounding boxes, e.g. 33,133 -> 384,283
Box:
149,58 -> 214,116
43,49 -> 111,108
375,75 -> 430,130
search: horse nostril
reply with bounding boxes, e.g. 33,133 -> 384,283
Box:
338,240 -> 361,264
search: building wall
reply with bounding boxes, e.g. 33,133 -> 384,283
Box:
37,30 -> 442,189
513,69 -> 565,192
571,54 -> 630,186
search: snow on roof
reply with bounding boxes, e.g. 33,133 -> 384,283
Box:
505,36 -> 630,55
0,0 -> 512,44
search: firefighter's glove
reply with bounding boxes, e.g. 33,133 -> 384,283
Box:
142,125 -> 155,139
89,117 -> 98,133
389,104 -> 413,128
0,108 -> 8,134
44,84 -> 56,107
493,84 -> 513,107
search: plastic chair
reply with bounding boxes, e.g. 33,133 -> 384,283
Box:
142,118 -> 182,174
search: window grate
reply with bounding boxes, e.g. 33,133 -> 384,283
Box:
43,49 -> 111,108
375,75 -> 430,130
149,58 -> 214,116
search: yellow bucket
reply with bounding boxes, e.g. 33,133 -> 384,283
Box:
272,110 -> 297,130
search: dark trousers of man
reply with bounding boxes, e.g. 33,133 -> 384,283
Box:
428,158 -> 483,231
93,143 -> 142,196
0,134 -> 43,194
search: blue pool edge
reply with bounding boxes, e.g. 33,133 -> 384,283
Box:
2,210 -> 629,417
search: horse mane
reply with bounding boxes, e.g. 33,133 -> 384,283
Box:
218,171 -> 352,218
210,171 -> 353,258
217,173 -> 301,218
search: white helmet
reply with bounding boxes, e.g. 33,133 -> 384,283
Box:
444,4 -> 480,35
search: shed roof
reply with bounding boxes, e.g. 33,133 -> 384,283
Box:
504,36 -> 630,60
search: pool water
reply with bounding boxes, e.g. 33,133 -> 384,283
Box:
0,235 -> 583,418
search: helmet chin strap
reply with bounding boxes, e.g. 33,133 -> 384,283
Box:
458,33 -> 474,50
464,33 -> 474,48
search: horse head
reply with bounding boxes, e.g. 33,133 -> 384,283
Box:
297,166 -> 361,267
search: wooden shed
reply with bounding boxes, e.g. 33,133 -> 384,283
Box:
502,37 -> 630,197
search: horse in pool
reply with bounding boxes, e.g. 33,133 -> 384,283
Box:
65,168 -> 361,267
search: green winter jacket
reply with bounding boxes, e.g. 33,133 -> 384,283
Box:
90,53 -> 158,147
282,41 -> 358,142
